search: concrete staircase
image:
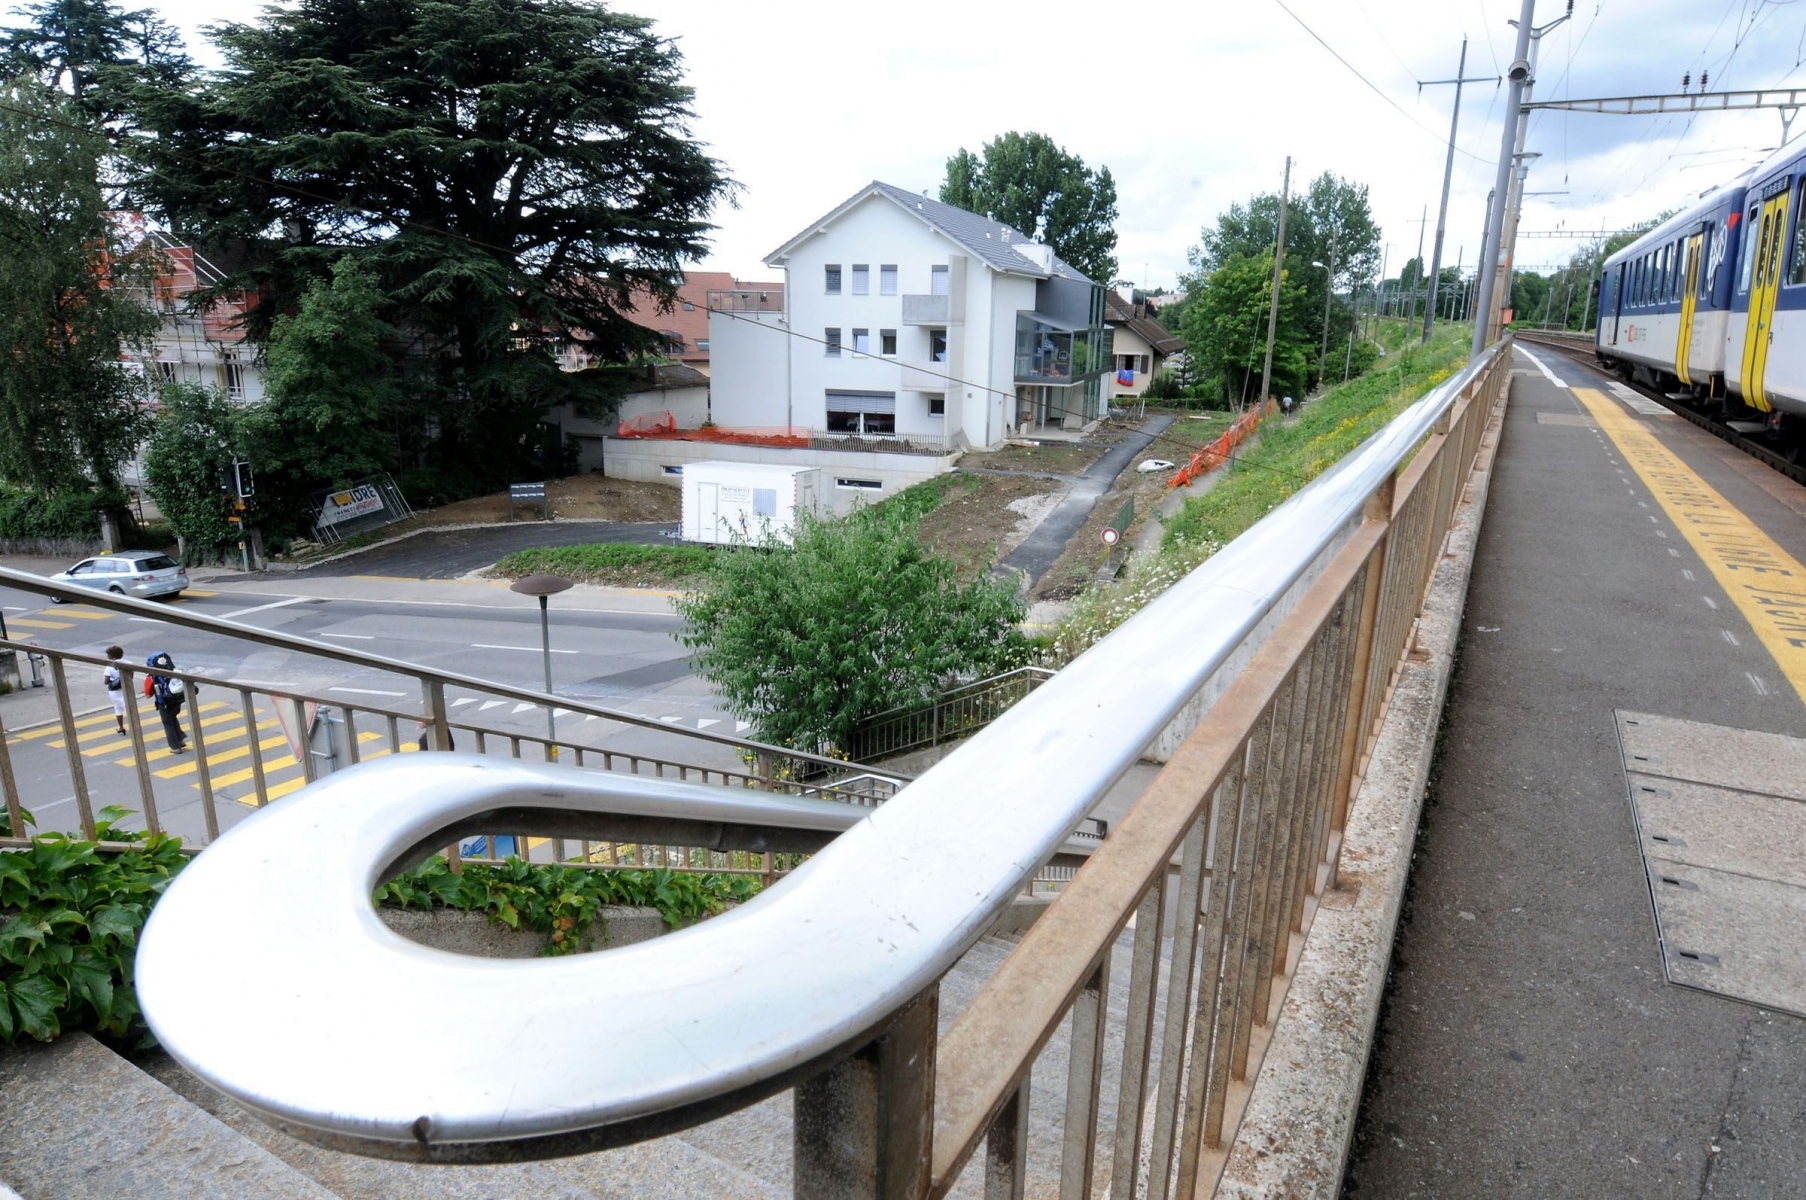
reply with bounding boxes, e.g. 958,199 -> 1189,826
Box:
0,928 -> 1166,1199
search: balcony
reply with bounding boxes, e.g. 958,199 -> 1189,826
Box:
899,359 -> 950,392
706,288 -> 784,314
901,293 -> 957,325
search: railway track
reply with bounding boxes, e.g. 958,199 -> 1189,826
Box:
1515,328 -> 1806,489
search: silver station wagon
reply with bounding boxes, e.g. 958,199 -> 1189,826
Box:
48,553 -> 189,602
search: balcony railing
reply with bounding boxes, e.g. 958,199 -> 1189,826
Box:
901,293 -> 953,324
132,337 -> 1514,1195
706,288 -> 784,314
899,358 -> 951,392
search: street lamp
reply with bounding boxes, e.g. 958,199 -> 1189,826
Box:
509,573 -> 573,760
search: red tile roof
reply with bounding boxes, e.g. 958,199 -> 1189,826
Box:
622,271 -> 782,363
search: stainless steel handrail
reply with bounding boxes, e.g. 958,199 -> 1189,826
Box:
134,342 -> 1503,1155
0,568 -> 899,780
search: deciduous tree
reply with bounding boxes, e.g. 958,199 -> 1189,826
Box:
675,512 -> 1029,752
1179,253 -> 1314,406
0,78 -> 155,493
941,131 -> 1119,282
143,380 -> 243,552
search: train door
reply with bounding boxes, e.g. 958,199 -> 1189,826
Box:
1675,228 -> 1705,385
1742,180 -> 1791,412
1608,263 -> 1625,344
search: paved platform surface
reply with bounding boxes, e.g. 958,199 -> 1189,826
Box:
1345,348 -> 1806,1198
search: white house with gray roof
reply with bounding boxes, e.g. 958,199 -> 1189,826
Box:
706,181 -> 1114,452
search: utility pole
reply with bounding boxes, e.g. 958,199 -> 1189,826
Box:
1317,236 -> 1338,390
1489,1 -> 1572,343
1408,205 -> 1429,326
1417,38 -> 1492,342
1344,282 -> 1361,381
1259,155 -> 1292,409
1471,0 -> 1539,357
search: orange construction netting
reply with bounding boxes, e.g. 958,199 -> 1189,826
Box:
1167,399 -> 1276,489
614,411 -> 810,448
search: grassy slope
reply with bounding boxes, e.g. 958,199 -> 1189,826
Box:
1049,320 -> 1471,664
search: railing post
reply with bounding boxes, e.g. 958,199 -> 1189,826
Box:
793,988 -> 937,1199
1330,473 -> 1396,855
0,705 -> 25,838
1060,957 -> 1112,1198
47,656 -> 96,840
983,1078 -> 1030,1200
422,678 -> 461,872
119,666 -> 160,836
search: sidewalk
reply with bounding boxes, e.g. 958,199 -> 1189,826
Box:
1345,350 -> 1806,1196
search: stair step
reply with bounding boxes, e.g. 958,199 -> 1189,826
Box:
0,1033 -> 337,1199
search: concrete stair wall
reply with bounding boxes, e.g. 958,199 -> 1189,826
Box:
0,928 -> 1169,1199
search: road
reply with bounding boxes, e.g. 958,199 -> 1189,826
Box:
0,564 -> 744,845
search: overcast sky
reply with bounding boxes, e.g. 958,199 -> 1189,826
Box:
62,0 -> 1806,288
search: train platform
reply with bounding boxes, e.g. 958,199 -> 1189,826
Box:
1346,345 -> 1806,1197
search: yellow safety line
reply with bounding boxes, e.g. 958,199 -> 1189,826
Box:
208,755 -> 299,790
8,617 -> 72,630
53,607 -> 116,621
1575,387 -> 1806,706
46,702 -> 231,751
155,733 -> 292,780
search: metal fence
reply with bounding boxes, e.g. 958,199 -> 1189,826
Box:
843,666 -> 1056,763
0,576 -> 901,873
130,338 -> 1514,1196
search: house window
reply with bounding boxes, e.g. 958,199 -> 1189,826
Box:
928,329 -> 948,362
928,395 -> 945,416
852,328 -> 870,354
880,329 -> 897,356
825,390 -> 896,436
221,355 -> 244,401
156,361 -> 177,383
930,265 -> 949,295
825,328 -> 842,356
661,464 -> 684,476
1140,354 -> 1150,373
825,265 -> 842,294
852,265 -> 869,295
1790,181 -> 1806,286
880,265 -> 898,295
836,477 -> 884,490
681,302 -> 694,311
696,339 -> 710,351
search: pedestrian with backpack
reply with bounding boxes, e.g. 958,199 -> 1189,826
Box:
102,645 -> 128,736
143,651 -> 189,753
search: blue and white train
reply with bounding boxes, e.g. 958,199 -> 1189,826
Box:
1596,136 -> 1806,457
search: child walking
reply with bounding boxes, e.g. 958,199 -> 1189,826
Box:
103,645 -> 128,736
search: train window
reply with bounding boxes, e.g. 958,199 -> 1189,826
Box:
1737,205 -> 1760,293
1789,181 -> 1806,287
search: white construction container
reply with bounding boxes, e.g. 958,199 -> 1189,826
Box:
679,461 -> 821,546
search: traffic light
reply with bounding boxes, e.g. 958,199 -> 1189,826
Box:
219,464 -> 235,494
234,460 -> 255,498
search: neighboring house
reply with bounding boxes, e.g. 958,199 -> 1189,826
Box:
546,362 -> 710,472
1104,290 -> 1184,399
707,181 -> 1114,451
122,224 -> 265,405
621,271 -> 783,376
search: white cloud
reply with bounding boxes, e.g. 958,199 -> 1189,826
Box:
60,0 -> 1806,284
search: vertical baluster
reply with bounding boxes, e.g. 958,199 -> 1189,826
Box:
1227,675 -> 1288,1083
1108,867 -> 1172,1198
47,657 -> 96,839
1275,632 -> 1333,965
0,705 -> 26,838
187,682 -> 216,841
422,678 -> 451,752
242,691 -> 270,807
343,708 -> 361,765
793,990 -> 936,1199
1059,956 -> 1112,1199
118,666 -> 160,836
1174,760 -> 1248,1195
1252,650 -> 1314,1012
1143,800 -> 1215,1199
984,1078 -> 1030,1200
386,713 -> 400,753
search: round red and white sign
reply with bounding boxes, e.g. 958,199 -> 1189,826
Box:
1101,527 -> 1120,546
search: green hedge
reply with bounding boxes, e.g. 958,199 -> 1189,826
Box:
0,811 -> 761,1049
0,485 -> 126,542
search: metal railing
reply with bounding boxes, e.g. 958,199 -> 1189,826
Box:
0,573 -> 903,870
706,288 -> 784,313
131,337 -> 1514,1194
843,666 -> 1055,763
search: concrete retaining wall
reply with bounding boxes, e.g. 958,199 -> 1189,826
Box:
377,904 -> 671,956
1216,382 -> 1510,1196
601,437 -> 956,516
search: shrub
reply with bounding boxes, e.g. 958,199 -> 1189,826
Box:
0,484 -> 127,542
1142,370 -> 1186,401
0,808 -> 187,1048
493,542 -> 719,588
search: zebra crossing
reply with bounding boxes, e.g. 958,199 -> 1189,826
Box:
1,593 -> 219,632
4,693 -> 413,814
